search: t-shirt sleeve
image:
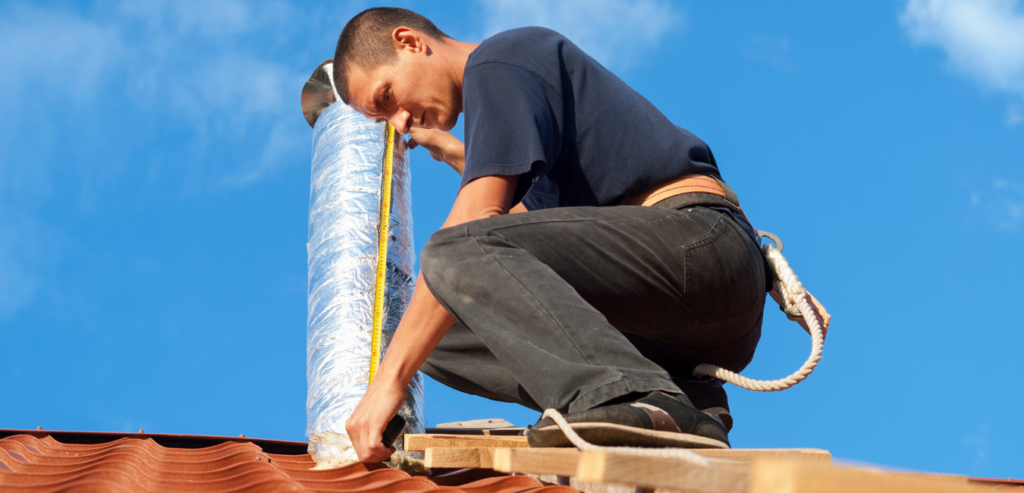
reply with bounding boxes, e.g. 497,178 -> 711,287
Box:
459,62 -> 562,193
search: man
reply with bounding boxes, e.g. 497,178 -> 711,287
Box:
335,8 -> 767,463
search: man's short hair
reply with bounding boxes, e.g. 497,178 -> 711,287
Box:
333,7 -> 448,105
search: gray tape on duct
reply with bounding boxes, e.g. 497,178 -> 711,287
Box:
306,101 -> 424,466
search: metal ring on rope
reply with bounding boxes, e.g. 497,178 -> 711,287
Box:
756,230 -> 783,253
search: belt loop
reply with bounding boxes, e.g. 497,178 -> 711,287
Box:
711,177 -> 758,241
713,177 -> 742,210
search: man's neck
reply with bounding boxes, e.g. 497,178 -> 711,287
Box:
438,39 -> 479,93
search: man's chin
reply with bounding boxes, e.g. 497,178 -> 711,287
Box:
437,115 -> 458,132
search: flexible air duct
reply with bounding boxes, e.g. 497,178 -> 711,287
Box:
305,73 -> 424,466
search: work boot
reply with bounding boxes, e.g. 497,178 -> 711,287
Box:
526,391 -> 730,449
671,376 -> 733,432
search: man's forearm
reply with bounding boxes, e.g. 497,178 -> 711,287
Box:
373,271 -> 455,388
345,174 -> 518,463
440,138 -> 464,175
370,175 -> 519,389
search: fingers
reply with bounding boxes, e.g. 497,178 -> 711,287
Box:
347,416 -> 392,463
408,127 -> 456,150
358,426 -> 392,462
346,398 -> 404,462
346,380 -> 409,463
407,128 -> 464,167
361,440 -> 394,463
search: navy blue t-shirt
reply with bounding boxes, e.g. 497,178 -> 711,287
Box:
460,27 -> 722,210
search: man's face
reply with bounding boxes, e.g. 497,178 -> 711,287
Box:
345,32 -> 461,134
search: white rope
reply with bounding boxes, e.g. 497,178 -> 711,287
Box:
691,243 -> 824,392
539,408 -> 714,466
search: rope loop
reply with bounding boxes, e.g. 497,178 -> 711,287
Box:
691,237 -> 825,392
540,409 -> 716,466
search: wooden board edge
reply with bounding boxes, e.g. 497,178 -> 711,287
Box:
424,445 -> 832,474
576,450 -> 749,492
749,459 -> 986,493
404,433 -> 529,452
425,447 -> 482,469
693,448 -> 832,464
491,448 -> 513,472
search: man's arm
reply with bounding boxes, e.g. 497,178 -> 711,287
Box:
408,127 -> 465,175
345,173 -> 519,463
407,127 -> 529,214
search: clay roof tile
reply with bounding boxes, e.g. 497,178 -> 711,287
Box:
0,430 -> 576,493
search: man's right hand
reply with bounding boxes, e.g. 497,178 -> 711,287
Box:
408,127 -> 465,175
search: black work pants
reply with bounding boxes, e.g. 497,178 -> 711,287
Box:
420,205 -> 766,414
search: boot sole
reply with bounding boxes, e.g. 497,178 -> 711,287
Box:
527,422 -> 730,449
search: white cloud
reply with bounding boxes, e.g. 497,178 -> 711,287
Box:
222,120 -> 307,187
901,0 -> 1024,97
0,0 -> 329,318
971,179 -> 1024,230
117,1 -> 308,122
0,6 -> 121,104
0,1 -> 312,192
479,0 -> 682,70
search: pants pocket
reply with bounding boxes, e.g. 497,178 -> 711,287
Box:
682,215 -> 764,326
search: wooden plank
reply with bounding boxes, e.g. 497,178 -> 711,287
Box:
478,429 -> 525,436
444,445 -> 969,493
425,446 -> 831,471
427,419 -> 525,436
576,450 -> 748,493
492,447 -> 581,476
434,418 -> 514,429
692,448 -> 830,464
748,459 -> 985,493
424,447 -> 497,469
424,428 -> 525,436
403,434 -> 528,452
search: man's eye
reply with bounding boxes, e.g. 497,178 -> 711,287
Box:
383,89 -> 390,102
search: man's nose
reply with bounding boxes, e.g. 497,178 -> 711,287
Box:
388,110 -> 412,135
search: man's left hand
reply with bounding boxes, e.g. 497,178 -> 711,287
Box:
345,378 -> 408,463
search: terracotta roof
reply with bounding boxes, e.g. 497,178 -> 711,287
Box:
0,430 -> 577,493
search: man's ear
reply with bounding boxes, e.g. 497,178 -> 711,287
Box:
392,27 -> 426,54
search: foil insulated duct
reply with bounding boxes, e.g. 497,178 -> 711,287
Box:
306,97 -> 424,466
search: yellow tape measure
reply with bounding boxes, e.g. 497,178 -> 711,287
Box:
368,123 -> 395,384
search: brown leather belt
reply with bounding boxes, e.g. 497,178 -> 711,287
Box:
623,174 -> 725,207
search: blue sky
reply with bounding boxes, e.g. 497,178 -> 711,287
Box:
2,0 -> 1022,479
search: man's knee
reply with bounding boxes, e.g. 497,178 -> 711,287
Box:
421,225 -> 484,304
421,226 -> 466,284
